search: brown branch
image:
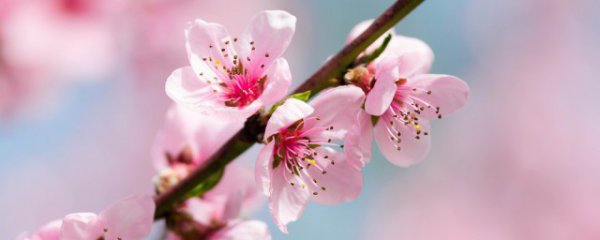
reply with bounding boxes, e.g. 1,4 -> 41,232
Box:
154,0 -> 424,219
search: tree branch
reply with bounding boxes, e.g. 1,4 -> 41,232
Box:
154,0 -> 424,219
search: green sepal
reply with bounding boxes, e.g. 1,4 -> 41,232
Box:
185,167 -> 225,198
356,33 -> 392,65
268,90 -> 312,115
371,115 -> 380,126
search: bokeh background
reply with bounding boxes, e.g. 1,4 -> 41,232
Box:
2,0 -> 600,239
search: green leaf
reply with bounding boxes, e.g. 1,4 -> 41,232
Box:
289,90 -> 311,102
268,90 -> 312,115
185,167 -> 225,198
356,34 -> 392,65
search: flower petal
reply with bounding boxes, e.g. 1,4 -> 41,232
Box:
211,220 -> 271,240
259,142 -> 309,233
222,191 -> 244,222
60,213 -> 102,240
152,103 -> 245,170
307,148 -> 363,205
365,59 -> 398,116
344,111 -> 373,168
346,19 -> 395,54
256,142 -> 275,196
407,74 -> 470,119
241,10 -> 296,71
208,163 -> 262,216
374,117 -> 431,166
24,220 -> 62,240
379,35 -> 434,73
186,18 -> 234,74
165,67 -> 215,110
309,85 -> 365,130
264,98 -> 314,140
268,167 -> 310,233
99,195 -> 155,240
259,58 -> 292,105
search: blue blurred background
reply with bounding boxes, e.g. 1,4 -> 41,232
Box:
2,0 -> 600,239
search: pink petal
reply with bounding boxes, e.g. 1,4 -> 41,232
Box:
210,220 -> 271,240
365,59 -> 398,116
165,67 -> 215,110
186,18 -> 234,74
256,142 -> 276,196
23,220 -> 62,240
374,117 -> 431,167
60,213 -> 102,240
306,148 -> 363,205
258,58 -> 292,106
268,167 -> 310,233
151,104 -> 201,170
185,198 -> 219,225
346,19 -> 395,54
99,195 -> 155,240
264,99 -> 314,140
367,51 -> 433,116
241,10 -> 296,71
407,74 -> 470,119
344,111 -> 373,168
206,163 -> 262,216
309,85 -> 365,130
257,143 -> 310,233
222,191 -> 244,222
379,35 -> 434,74
152,104 -> 245,170
377,51 -> 431,79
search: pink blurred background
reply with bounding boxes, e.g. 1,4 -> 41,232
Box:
1,0 -> 599,239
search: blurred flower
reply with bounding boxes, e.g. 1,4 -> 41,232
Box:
166,176 -> 271,240
0,0 -> 123,120
165,10 -> 295,118
257,86 -> 365,232
152,104 -> 269,239
19,195 -> 155,240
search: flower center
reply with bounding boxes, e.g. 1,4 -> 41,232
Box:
222,65 -> 266,108
381,79 -> 439,152
199,38 -> 271,108
270,119 -> 341,195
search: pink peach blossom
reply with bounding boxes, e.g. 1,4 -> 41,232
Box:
168,190 -> 271,240
346,20 -> 469,167
165,10 -> 295,118
152,104 -> 269,239
256,86 -> 366,232
19,195 -> 155,240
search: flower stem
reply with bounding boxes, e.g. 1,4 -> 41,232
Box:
154,0 -> 424,219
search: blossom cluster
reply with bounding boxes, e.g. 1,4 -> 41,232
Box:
18,8 -> 469,239
163,10 -> 469,234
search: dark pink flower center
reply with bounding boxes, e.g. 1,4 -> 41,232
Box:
379,79 -> 439,152
222,71 -> 266,108
199,38 -> 271,108
270,119 -> 341,196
